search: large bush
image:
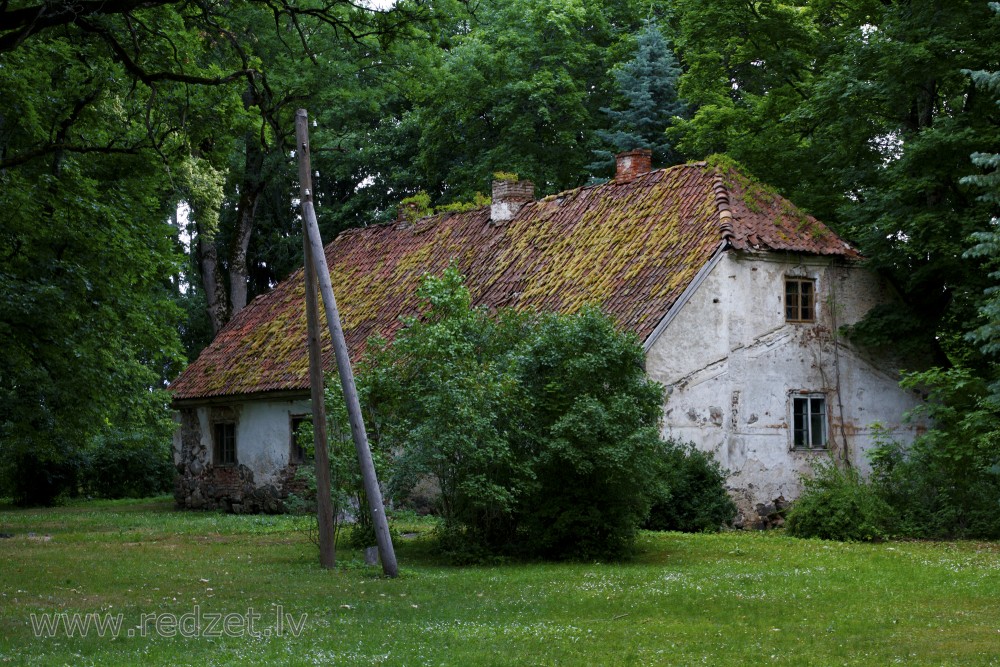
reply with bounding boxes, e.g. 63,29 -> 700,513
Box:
644,441 -> 736,532
511,307 -> 668,560
1,402 -> 175,504
362,267 -> 685,561
362,268 -> 533,556
80,429 -> 174,499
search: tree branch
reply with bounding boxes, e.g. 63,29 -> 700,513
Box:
0,142 -> 149,170
0,0 -> 177,53
79,18 -> 256,86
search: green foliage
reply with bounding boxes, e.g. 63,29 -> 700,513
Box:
644,440 -> 736,533
285,382 -> 387,549
435,193 -> 492,214
589,19 -> 687,176
785,460 -> 893,543
960,5 -> 1000,396
0,146 -> 186,505
868,368 -> 1000,539
790,367 -> 1000,542
511,307 -> 668,560
80,428 -> 175,500
363,267 -> 532,553
901,367 -> 1000,472
400,0 -> 629,202
363,267 -> 679,560
398,191 -> 434,221
671,0 -> 1000,367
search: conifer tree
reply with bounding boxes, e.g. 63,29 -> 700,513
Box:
588,20 -> 687,176
962,3 -> 1000,394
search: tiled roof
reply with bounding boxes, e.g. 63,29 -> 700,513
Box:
169,162 -> 859,402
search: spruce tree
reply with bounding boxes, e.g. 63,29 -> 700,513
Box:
588,20 -> 687,177
961,3 -> 1000,394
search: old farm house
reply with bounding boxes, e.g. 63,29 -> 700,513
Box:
169,151 -> 925,522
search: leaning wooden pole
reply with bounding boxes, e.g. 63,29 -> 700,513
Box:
295,109 -> 399,578
303,228 -> 337,569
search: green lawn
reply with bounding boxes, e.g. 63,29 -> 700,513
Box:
0,498 -> 998,666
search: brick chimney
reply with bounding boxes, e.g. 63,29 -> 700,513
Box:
396,201 -> 420,225
615,149 -> 653,184
491,177 -> 534,224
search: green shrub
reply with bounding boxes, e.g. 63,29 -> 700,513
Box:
786,460 -> 893,542
81,429 -> 174,499
1,427 -> 173,505
644,441 -> 736,532
362,267 -> 532,554
879,367 -> 1000,539
285,392 -> 388,549
868,435 -> 1000,540
512,308 -> 667,560
363,268 -> 670,561
2,448 -> 83,506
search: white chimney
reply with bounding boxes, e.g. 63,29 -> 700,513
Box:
491,177 -> 535,224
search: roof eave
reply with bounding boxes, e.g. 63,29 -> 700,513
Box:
170,387 -> 312,409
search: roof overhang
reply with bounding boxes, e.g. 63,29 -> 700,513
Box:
170,388 -> 312,409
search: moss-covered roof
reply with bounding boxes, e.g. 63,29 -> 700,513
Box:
169,162 -> 859,402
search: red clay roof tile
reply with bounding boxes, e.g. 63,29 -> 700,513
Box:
169,162 -> 859,401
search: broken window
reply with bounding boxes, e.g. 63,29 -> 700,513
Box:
785,277 -> 815,323
290,415 -> 312,464
792,395 -> 827,449
213,421 -> 237,465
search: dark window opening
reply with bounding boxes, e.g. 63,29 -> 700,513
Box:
290,415 -> 312,464
792,395 -> 827,449
214,422 -> 236,465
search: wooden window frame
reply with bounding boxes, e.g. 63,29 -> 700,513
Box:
785,277 -> 816,323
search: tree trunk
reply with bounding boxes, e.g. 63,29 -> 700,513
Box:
228,133 -> 265,318
196,225 -> 228,336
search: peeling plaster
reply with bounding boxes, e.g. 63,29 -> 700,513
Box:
646,251 -> 925,519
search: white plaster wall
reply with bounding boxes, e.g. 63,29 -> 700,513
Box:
236,399 -> 311,484
188,398 -> 311,486
646,251 -> 925,510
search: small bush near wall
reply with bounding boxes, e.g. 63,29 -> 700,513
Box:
785,460 -> 893,542
788,367 -> 1000,542
644,441 -> 736,533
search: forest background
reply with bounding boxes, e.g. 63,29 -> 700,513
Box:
1,0 -> 998,504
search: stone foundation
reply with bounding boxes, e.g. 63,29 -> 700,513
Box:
730,488 -> 789,530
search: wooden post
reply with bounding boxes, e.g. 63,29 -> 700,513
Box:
304,233 -> 337,568
295,109 -> 399,578
301,157 -> 336,571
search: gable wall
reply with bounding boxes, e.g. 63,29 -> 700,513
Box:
645,251 -> 925,522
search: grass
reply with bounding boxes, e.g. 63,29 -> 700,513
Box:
1,498 -> 999,665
